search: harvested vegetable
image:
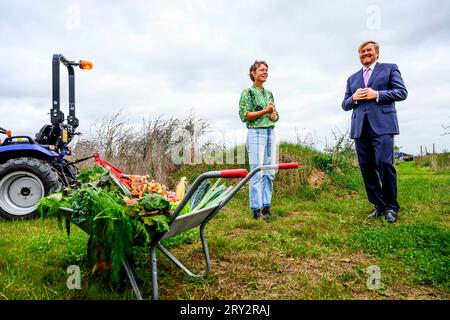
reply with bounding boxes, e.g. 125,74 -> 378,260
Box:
138,193 -> 170,213
37,166 -> 173,282
37,164 -> 234,283
76,165 -> 106,183
124,174 -> 167,198
189,182 -> 211,211
175,177 -> 187,201
170,201 -> 191,216
192,179 -> 231,211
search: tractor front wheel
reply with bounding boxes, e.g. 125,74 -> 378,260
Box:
0,157 -> 61,219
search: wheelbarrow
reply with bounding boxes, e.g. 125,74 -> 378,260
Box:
60,162 -> 299,300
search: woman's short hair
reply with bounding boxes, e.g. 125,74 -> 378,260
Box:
358,40 -> 380,53
249,60 -> 268,81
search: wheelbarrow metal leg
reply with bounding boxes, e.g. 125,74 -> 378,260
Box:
157,222 -> 211,278
151,245 -> 159,300
199,222 -> 211,276
122,258 -> 142,300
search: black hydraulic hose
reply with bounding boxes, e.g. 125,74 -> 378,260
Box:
62,154 -> 96,167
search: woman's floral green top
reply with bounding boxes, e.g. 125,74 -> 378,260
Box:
239,85 -> 279,128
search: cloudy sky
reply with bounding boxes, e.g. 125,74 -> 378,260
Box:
1,0 -> 449,154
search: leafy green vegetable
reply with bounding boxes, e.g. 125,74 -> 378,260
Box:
70,188 -> 101,225
141,214 -> 170,233
91,194 -> 135,282
170,201 -> 191,216
138,193 -> 170,213
192,178 -> 231,211
76,165 -> 107,183
37,192 -> 69,228
189,182 -> 210,210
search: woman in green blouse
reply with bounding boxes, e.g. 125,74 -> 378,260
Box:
239,60 -> 279,220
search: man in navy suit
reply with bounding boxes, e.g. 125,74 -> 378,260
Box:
342,40 -> 408,223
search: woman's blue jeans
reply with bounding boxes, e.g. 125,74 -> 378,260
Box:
246,127 -> 276,211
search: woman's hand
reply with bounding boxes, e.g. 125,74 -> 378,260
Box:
245,103 -> 277,121
268,103 -> 277,120
264,103 -> 275,114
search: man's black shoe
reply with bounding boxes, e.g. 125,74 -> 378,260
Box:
262,207 -> 272,216
253,209 -> 265,220
367,207 -> 384,218
385,209 -> 398,223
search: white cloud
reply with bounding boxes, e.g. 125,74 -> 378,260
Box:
0,0 -> 449,154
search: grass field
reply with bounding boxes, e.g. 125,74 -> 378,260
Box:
0,155 -> 448,300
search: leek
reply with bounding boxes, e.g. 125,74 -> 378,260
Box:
192,178 -> 231,211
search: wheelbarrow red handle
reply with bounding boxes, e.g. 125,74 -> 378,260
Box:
278,162 -> 300,169
220,169 -> 248,178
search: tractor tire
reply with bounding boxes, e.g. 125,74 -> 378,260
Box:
0,157 -> 61,220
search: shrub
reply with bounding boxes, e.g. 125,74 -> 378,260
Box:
313,154 -> 334,174
436,151 -> 450,169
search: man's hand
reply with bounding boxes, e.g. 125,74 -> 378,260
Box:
364,87 -> 378,100
352,88 -> 368,101
352,88 -> 378,101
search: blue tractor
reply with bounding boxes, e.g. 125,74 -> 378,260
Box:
0,54 -> 93,219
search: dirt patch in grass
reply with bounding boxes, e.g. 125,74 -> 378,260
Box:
156,245 -> 449,300
336,191 -> 359,199
309,169 -> 326,189
386,283 -> 448,300
226,228 -> 248,238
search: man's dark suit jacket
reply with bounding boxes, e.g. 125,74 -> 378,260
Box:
342,62 -> 408,138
